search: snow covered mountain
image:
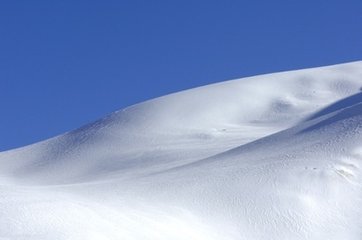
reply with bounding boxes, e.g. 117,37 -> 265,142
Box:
1,61 -> 362,240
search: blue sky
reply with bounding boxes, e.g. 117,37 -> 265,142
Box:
1,0 -> 362,151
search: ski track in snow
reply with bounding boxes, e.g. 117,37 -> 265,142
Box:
1,61 -> 362,239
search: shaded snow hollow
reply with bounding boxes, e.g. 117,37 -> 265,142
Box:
1,61 -> 362,240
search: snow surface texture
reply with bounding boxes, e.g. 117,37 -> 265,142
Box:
1,61 -> 362,240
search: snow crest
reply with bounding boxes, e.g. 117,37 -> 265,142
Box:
1,61 -> 362,240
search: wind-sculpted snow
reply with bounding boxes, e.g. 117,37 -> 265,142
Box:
1,61 -> 362,239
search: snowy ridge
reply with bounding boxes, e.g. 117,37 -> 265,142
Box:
1,61 -> 362,239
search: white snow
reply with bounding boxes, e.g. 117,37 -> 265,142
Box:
1,61 -> 362,239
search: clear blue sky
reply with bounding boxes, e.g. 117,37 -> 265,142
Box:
1,0 -> 362,151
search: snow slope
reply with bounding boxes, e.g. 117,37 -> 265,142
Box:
1,61 -> 362,239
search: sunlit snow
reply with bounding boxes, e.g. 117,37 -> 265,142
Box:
1,61 -> 362,239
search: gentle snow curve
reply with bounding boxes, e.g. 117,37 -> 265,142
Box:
1,61 -> 362,240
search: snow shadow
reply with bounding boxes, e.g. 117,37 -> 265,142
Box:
305,91 -> 362,121
299,90 -> 362,133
